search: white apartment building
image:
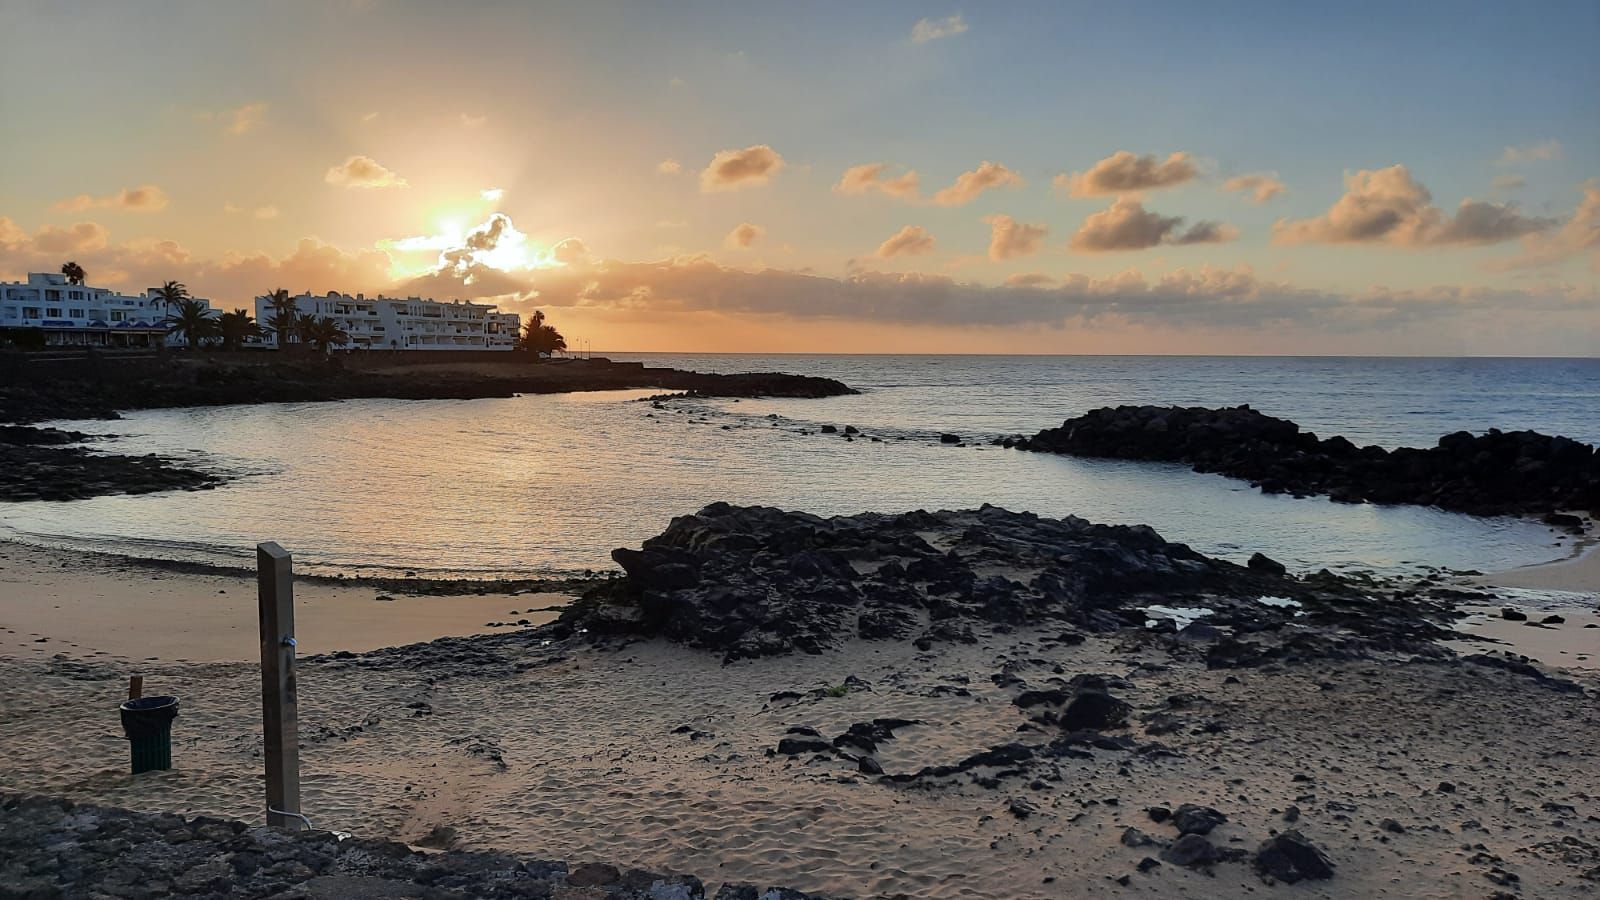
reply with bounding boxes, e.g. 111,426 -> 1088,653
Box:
0,273 -> 213,348
254,291 -> 520,351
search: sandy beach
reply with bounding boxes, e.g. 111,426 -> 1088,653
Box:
3,525 -> 1599,897
0,541 -> 566,662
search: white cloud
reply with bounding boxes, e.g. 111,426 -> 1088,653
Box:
1497,140 -> 1562,166
912,14 -> 968,43
481,188 -> 505,202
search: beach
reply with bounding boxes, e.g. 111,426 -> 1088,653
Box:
4,505 -> 1600,897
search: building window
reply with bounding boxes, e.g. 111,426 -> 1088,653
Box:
70,308 -> 86,318
46,290 -> 62,301
111,311 -> 125,322
24,307 -> 41,318
69,290 -> 83,300
47,307 -> 63,317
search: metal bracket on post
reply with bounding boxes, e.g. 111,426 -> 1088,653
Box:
257,541 -> 304,831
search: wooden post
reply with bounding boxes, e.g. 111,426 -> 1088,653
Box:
127,675 -> 143,700
257,542 -> 304,831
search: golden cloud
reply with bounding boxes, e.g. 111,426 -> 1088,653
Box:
875,225 -> 936,258
983,215 -> 1049,261
1222,173 -> 1286,204
932,161 -> 1023,207
835,163 -> 921,200
700,145 -> 785,192
325,155 -> 409,189
53,185 -> 169,213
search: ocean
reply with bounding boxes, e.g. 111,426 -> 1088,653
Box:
4,355 -> 1596,578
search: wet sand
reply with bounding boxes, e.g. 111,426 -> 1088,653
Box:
0,541 -> 565,662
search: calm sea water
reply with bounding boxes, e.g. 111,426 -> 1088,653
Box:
4,355 -> 1596,578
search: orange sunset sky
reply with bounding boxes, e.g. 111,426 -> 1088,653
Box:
1,1 -> 1596,355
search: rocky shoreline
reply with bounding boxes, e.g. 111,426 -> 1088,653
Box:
549,503 -> 1496,666
1010,404 -> 1600,519
0,354 -> 855,503
0,354 -> 856,425
0,424 -> 221,502
0,793 -> 815,899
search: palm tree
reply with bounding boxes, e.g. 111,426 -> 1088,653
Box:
217,309 -> 264,351
263,288 -> 298,349
293,312 -> 319,347
165,298 -> 218,350
60,261 -> 86,285
517,310 -> 567,356
305,316 -> 350,354
155,280 -> 189,315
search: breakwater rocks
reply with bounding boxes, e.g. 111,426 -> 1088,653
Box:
0,793 -> 817,900
0,355 -> 855,425
1011,404 -> 1600,518
1,427 -> 219,502
552,503 -> 1455,662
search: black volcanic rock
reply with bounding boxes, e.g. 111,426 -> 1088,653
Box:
1254,830 -> 1335,883
550,503 -> 1452,662
1015,404 -> 1600,518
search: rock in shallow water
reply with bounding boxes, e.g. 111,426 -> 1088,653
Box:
551,503 -> 1368,661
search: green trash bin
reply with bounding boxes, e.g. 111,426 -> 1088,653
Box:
119,695 -> 180,773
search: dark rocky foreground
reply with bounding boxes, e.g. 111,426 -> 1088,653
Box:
1010,404 -> 1600,518
0,425 -> 220,502
550,503 -> 1461,663
0,793 -> 816,899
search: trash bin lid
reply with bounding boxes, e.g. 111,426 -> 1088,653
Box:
120,695 -> 180,713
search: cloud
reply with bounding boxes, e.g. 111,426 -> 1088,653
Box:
1272,165 -> 1555,247
1488,182 -> 1600,272
699,145 -> 785,192
1004,272 -> 1054,287
53,185 -> 170,213
325,155 -> 409,189
835,163 -> 921,200
360,111 -> 380,124
1057,151 -> 1198,197
1070,198 -> 1236,252
227,102 -> 267,135
460,113 -> 487,128
481,188 -> 505,202
875,225 -> 936,258
983,215 -> 1049,260
513,253 -> 1594,336
657,159 -> 683,175
1497,140 -> 1562,166
0,218 -> 392,300
552,238 -> 589,265
724,222 -> 765,249
1223,173 -> 1286,204
254,206 -> 279,220
932,161 -> 1022,206
911,14 -> 968,43
29,221 -> 112,254
1491,175 -> 1526,191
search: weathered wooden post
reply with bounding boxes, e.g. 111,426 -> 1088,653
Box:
257,541 -> 304,831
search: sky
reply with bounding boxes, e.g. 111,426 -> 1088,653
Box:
1,0 -> 1596,355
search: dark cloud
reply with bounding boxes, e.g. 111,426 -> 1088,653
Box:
1058,151 -> 1198,197
1273,165 -> 1554,247
1069,198 -> 1236,252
